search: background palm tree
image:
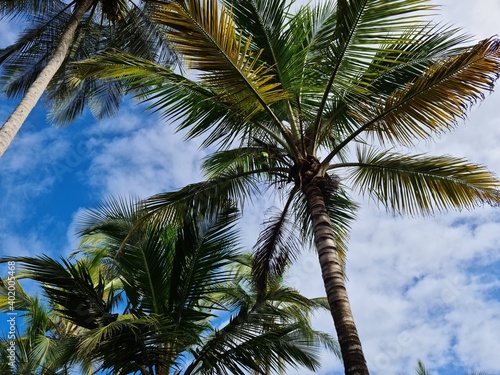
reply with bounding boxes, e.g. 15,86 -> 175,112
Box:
0,0 -> 174,158
415,360 -> 490,375
0,278 -> 89,374
72,0 -> 500,373
1,197 -> 339,374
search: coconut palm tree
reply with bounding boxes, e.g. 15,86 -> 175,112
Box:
71,0 -> 500,373
415,360 -> 490,375
0,197 -> 339,374
0,278 -> 89,374
0,0 -> 174,158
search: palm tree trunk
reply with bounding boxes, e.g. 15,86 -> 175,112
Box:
304,181 -> 369,375
0,0 -> 94,158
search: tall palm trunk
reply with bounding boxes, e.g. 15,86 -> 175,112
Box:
304,181 -> 369,375
0,0 -> 94,158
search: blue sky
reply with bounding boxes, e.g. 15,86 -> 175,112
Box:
1,1 -> 500,375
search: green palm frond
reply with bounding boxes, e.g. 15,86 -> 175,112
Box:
311,0 -> 436,143
0,277 -> 82,374
71,50 -> 294,151
0,276 -> 32,312
0,0 -> 175,126
77,197 -> 241,317
143,168 -> 261,227
188,311 -> 325,375
76,314 -> 185,374
150,0 -> 288,119
169,206 -> 242,315
345,147 -> 500,216
316,23 -> 472,151
0,8 -> 71,98
0,256 -> 117,330
352,38 -> 500,146
0,0 -> 58,18
415,360 -> 430,375
225,0 -> 312,137
201,146 -> 290,182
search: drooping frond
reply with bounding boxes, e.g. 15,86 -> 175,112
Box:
71,49 -> 294,151
76,314 -> 184,373
353,38 -> 500,146
0,8 -> 72,98
345,147 -> 500,216
252,188 -> 302,294
142,167 -> 262,227
185,288 -> 334,375
0,0 -> 62,20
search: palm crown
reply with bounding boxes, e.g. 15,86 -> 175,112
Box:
72,0 -> 500,373
1,198 -> 339,374
0,0 -> 176,158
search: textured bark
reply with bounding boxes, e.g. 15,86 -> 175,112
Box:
0,0 -> 94,158
304,181 -> 369,375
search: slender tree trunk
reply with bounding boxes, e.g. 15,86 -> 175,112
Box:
0,0 -> 94,158
304,181 -> 369,375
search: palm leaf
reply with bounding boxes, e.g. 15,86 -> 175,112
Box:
415,360 -> 430,375
311,0 -> 436,144
201,145 -> 290,182
252,187 -> 302,294
345,147 -> 500,216
150,0 -> 288,119
76,315 -> 185,374
0,0 -> 60,18
352,38 -> 500,146
0,256 -> 117,329
316,23 -> 472,151
142,168 -> 261,228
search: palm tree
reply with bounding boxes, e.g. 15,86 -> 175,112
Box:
71,0 -> 500,373
0,278 -> 88,374
415,360 -> 490,375
0,0 -> 174,158
1,197 -> 339,374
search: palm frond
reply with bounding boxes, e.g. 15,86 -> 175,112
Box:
201,146 -> 290,183
76,315 -> 186,374
253,188 -> 302,294
317,23 -> 472,150
311,0 -> 436,145
0,256 -> 117,329
188,310 -> 325,375
169,206 -> 242,316
415,359 -> 430,375
150,0 -> 288,120
345,147 -> 500,216
0,8 -> 71,98
142,168 -> 261,228
354,38 -> 500,146
0,0 -> 62,19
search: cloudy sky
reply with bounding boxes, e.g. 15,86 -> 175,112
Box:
1,1 -> 499,375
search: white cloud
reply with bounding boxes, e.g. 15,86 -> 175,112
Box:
84,108 -> 207,198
